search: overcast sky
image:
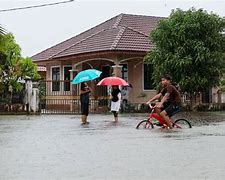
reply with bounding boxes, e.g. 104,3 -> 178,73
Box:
1,0 -> 225,57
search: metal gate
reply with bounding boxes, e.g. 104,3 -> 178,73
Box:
39,80 -> 109,114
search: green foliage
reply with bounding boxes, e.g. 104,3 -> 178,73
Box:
0,34 -> 22,92
219,78 -> 225,92
0,25 -> 6,52
0,33 -> 40,94
20,57 -> 40,80
145,8 -> 225,95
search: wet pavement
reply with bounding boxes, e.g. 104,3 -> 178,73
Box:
1,112 -> 225,180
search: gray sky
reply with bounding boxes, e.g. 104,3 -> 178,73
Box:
1,0 -> 225,57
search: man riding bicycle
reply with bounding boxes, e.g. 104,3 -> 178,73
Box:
146,75 -> 181,129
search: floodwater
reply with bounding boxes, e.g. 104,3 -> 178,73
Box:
0,112 -> 225,180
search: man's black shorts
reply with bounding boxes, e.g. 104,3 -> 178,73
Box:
163,103 -> 180,117
81,102 -> 89,116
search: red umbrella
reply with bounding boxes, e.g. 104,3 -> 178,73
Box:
97,77 -> 129,86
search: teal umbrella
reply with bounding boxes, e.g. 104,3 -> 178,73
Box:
71,69 -> 102,84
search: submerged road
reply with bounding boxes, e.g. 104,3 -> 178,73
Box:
0,112 -> 225,180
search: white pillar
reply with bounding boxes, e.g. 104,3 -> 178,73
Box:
25,79 -> 33,112
112,65 -> 122,77
30,88 -> 39,113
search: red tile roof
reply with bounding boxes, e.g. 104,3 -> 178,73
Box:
32,13 -> 164,61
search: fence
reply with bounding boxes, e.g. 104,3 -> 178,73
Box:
39,80 -> 110,114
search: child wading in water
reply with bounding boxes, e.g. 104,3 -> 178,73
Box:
110,85 -> 121,122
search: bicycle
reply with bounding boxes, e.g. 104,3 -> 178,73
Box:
136,104 -> 192,129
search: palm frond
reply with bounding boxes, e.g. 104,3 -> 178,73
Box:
0,26 -> 6,35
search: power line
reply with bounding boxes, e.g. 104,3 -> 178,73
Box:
0,0 -> 75,13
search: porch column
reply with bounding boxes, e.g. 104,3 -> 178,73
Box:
69,67 -> 79,112
112,60 -> 122,77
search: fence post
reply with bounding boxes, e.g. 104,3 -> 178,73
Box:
25,79 -> 32,113
30,88 -> 40,113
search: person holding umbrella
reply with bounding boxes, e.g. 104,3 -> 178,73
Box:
110,85 -> 121,122
72,69 -> 102,125
80,82 -> 91,125
97,76 -> 129,122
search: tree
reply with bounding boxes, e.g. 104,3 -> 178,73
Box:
0,33 -> 40,105
145,8 -> 225,104
20,57 -> 40,80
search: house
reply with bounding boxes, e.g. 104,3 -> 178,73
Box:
32,13 -> 165,113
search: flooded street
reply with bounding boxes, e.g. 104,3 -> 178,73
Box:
1,113 -> 225,180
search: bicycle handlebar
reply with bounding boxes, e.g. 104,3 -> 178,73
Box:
147,102 -> 157,109
148,103 -> 153,109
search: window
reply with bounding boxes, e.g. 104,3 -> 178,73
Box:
64,66 -> 72,91
144,64 -> 154,90
52,67 -> 60,91
121,64 -> 128,81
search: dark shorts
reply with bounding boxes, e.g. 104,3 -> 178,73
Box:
81,102 -> 89,116
162,103 -> 181,117
111,111 -> 118,118
80,93 -> 89,116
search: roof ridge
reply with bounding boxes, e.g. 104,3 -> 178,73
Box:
110,26 -> 126,50
110,25 -> 149,50
124,25 -> 149,37
120,13 -> 166,18
112,13 -> 124,28
50,28 -> 112,59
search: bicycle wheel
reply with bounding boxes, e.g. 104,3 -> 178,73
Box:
173,118 -> 192,129
136,120 -> 154,129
